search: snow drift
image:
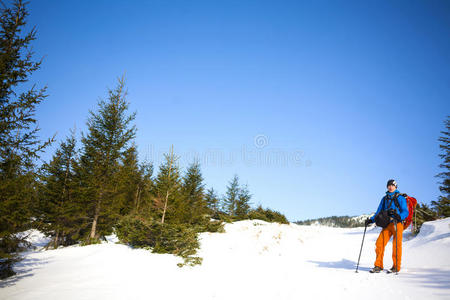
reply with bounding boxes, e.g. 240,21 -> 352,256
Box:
0,218 -> 449,300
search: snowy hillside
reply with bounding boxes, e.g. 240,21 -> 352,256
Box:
1,218 -> 449,300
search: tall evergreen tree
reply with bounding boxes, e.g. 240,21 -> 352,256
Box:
433,116 -> 450,217
152,145 -> 182,224
79,77 -> 136,242
38,130 -> 80,248
0,0 -> 52,277
180,161 -> 207,224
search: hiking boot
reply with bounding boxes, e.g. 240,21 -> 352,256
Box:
369,266 -> 382,273
388,267 -> 399,273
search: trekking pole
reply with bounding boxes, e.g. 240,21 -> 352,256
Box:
393,219 -> 398,275
355,223 -> 368,273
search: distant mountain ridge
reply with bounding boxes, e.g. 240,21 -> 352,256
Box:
294,214 -> 371,228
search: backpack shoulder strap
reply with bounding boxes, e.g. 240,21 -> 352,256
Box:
393,193 -> 407,209
383,194 -> 394,210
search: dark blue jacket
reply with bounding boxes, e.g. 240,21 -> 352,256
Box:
370,189 -> 409,223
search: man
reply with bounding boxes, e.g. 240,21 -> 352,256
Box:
365,179 -> 409,273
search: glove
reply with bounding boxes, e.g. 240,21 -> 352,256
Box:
365,218 -> 373,226
388,209 -> 401,222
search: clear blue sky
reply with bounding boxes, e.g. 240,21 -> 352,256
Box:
26,0 -> 449,221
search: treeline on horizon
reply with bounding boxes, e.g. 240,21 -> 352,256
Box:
295,216 -> 366,228
0,0 -> 288,278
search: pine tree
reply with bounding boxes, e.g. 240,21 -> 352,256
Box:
180,161 -> 207,224
152,145 -> 182,224
38,130 -> 80,248
235,183 -> 251,219
0,0 -> 52,278
115,146 -> 153,215
115,146 -> 139,215
223,174 -> 240,216
433,116 -> 450,218
205,187 -> 220,216
79,77 -> 136,242
135,160 -> 153,213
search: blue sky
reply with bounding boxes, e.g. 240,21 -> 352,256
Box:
26,0 -> 449,221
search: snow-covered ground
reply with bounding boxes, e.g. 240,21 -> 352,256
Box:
1,218 -> 449,300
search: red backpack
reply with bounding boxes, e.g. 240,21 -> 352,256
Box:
393,193 -> 417,230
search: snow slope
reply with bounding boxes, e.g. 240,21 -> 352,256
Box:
1,218 -> 449,300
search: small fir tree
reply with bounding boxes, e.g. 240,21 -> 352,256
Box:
180,161 -> 207,224
115,146 -> 153,216
205,187 -> 220,216
152,145 -> 182,224
235,183 -> 251,219
223,174 -> 240,216
38,130 -> 80,248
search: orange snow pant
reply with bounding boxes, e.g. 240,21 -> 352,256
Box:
374,222 -> 404,271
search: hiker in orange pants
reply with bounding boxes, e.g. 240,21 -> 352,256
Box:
365,179 -> 409,273
374,222 -> 403,271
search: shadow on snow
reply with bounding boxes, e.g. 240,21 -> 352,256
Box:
0,256 -> 50,288
308,259 -> 450,292
308,258 -> 371,272
402,268 -> 450,292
